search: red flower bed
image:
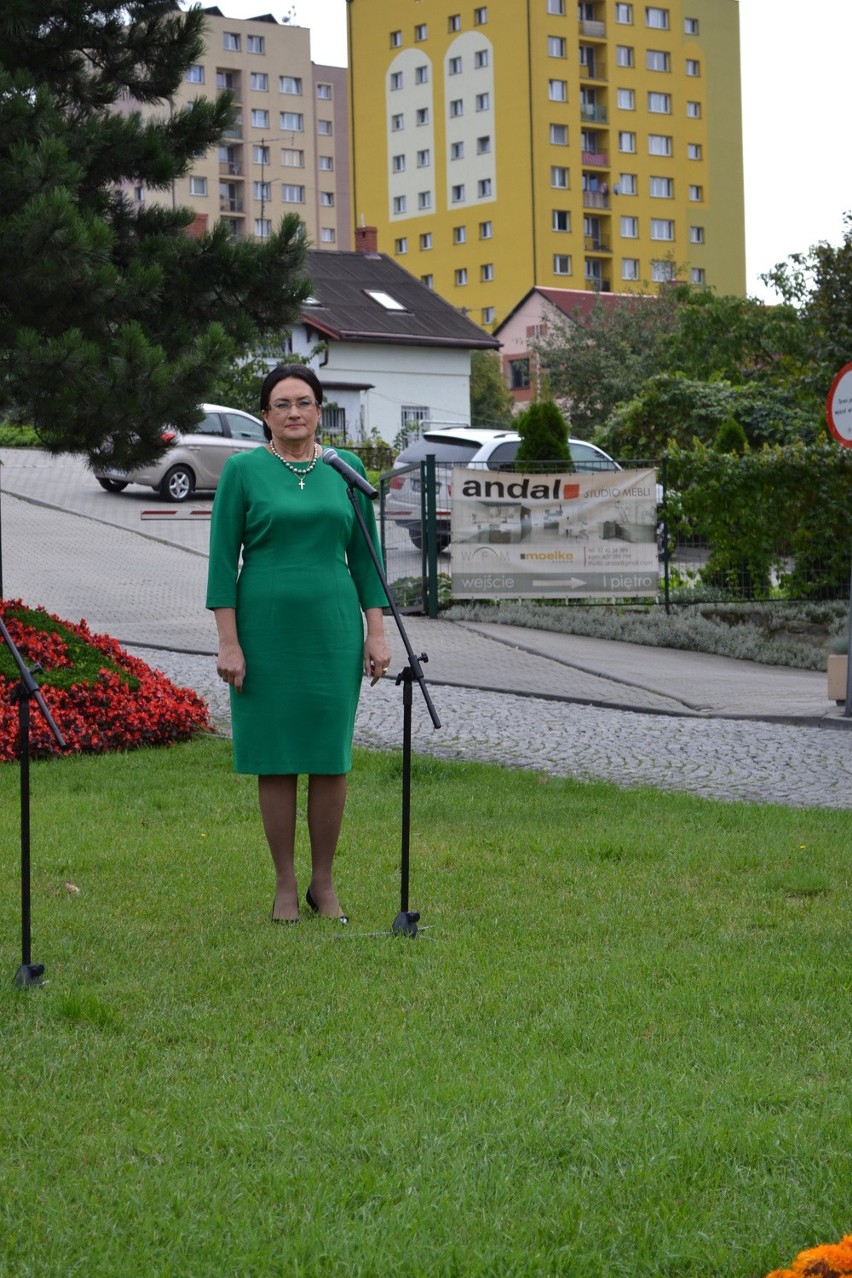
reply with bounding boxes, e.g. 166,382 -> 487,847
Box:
0,599 -> 209,761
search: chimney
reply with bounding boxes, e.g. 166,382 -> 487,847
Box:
354,225 -> 378,253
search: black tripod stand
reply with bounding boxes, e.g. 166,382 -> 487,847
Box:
342,482 -> 441,939
1,615 -> 65,986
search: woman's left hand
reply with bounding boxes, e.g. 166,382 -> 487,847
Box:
364,635 -> 392,686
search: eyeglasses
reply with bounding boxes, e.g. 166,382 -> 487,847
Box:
269,397 -> 318,412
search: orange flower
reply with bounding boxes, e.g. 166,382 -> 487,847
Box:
766,1234 -> 852,1278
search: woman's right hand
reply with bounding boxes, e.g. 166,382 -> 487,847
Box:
217,640 -> 246,693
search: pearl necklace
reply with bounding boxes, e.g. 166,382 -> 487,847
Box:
268,440 -> 321,489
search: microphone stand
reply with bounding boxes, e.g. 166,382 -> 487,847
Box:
343,486 -> 441,939
0,615 -> 65,987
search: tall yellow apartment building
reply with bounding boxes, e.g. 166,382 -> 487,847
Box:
346,0 -> 745,328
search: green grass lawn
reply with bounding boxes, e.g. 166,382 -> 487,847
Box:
1,738 -> 849,1277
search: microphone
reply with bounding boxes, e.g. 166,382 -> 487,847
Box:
322,447 -> 378,499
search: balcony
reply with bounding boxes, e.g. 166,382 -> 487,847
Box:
584,236 -> 611,253
582,190 -> 610,209
219,161 -> 243,176
582,150 -> 608,167
579,60 -> 607,82
219,196 -> 244,213
579,19 -> 606,38
581,104 -> 608,124
585,277 -> 611,292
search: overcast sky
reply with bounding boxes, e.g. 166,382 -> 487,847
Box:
219,0 -> 852,301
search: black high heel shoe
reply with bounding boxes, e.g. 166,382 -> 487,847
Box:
306,886 -> 349,925
272,901 -> 299,926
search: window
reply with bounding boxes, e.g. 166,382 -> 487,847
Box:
223,31 -> 240,51
279,112 -> 303,131
652,259 -> 675,282
477,135 -> 491,154
651,218 -> 674,240
393,195 -> 406,213
417,148 -> 431,167
395,237 -> 408,254
453,225 -> 467,244
548,36 -> 567,57
689,226 -> 704,244
317,83 -> 332,99
549,79 -> 568,101
615,3 -> 633,21
509,358 -> 531,389
477,178 -> 492,197
421,274 -> 434,288
646,50 -> 670,71
391,30 -> 402,47
455,268 -> 468,286
617,88 -> 635,109
474,6 -> 487,23
391,114 -> 404,131
189,176 -> 207,196
621,215 -> 639,238
251,109 -> 270,128
319,155 -> 333,171
481,263 -> 494,282
251,72 -> 268,91
684,16 -> 699,33
550,123 -> 568,145
686,59 -> 700,76
253,145 -> 270,164
254,219 -> 272,238
449,13 -> 461,30
475,49 -> 489,68
552,209 -> 570,231
482,306 -> 495,324
690,267 -> 705,284
415,23 -> 427,40
648,134 -> 672,156
416,65 -> 429,83
616,45 -> 634,67
450,141 -> 464,159
280,76 -> 303,94
390,71 -> 403,90
186,65 -> 204,84
553,254 -> 572,276
320,191 -> 335,207
551,165 -> 569,187
479,220 -> 493,238
283,148 -> 304,167
689,184 -> 703,201
402,406 -> 429,435
645,7 -> 669,28
254,181 -> 271,201
449,56 -> 463,74
416,107 -> 430,125
449,99 -> 463,117
248,34 -> 265,53
282,185 -> 305,202
650,175 -> 673,197
618,131 -> 636,153
648,92 -> 671,113
420,232 -> 432,249
688,143 -> 702,160
418,190 -> 432,209
548,0 -> 565,12
476,92 -> 490,111
687,100 -> 701,118
452,184 -> 465,202
622,258 -> 640,280
320,228 -> 336,243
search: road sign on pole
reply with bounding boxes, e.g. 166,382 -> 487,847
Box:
825,362 -> 852,447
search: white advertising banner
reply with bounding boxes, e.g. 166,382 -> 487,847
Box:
450,466 -> 659,599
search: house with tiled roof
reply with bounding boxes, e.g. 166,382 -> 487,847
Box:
286,231 -> 499,445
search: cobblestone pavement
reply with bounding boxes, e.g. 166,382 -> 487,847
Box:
130,649 -> 852,811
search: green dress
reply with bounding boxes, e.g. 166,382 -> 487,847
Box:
206,446 -> 387,774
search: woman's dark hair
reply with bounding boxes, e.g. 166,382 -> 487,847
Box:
259,365 -> 324,440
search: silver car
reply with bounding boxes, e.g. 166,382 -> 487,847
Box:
93,403 -> 267,501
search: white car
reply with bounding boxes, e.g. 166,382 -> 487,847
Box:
384,426 -> 619,551
93,403 -> 267,502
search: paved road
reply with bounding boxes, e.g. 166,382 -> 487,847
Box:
2,448 -> 851,809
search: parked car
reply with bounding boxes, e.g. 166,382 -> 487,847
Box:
92,404 -> 267,501
384,427 -> 619,551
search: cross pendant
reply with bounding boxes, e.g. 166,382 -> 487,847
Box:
298,477 -> 305,490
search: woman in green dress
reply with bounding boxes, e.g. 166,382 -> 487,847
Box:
206,366 -> 391,925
